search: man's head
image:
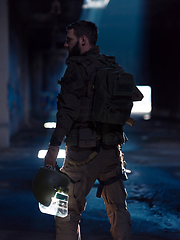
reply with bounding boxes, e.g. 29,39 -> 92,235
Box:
64,20 -> 98,58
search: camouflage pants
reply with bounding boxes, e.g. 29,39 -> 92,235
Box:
55,146 -> 131,240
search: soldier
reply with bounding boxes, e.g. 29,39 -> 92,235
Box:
45,20 -> 132,240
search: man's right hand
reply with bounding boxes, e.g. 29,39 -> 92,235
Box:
44,145 -> 60,169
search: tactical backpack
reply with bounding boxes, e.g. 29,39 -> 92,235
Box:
72,54 -> 141,126
91,56 -> 134,125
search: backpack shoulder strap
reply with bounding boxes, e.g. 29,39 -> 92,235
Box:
67,56 -> 95,73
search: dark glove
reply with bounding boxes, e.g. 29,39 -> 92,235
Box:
44,145 -> 60,169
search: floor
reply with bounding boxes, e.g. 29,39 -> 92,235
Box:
0,116 -> 180,240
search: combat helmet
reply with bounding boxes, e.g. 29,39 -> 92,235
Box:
32,167 -> 71,206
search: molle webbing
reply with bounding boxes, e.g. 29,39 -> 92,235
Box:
75,58 -> 97,123
77,97 -> 93,122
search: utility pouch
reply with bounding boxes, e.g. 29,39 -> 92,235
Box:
79,128 -> 97,148
64,129 -> 79,146
101,123 -> 124,145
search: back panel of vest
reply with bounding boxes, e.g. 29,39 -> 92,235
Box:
92,65 -> 134,125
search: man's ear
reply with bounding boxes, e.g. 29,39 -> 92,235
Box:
80,35 -> 87,46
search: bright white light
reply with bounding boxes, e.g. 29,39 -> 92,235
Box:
143,114 -> 151,120
132,86 -> 152,114
82,0 -> 110,9
39,191 -> 68,218
44,122 -> 56,129
38,149 -> 66,159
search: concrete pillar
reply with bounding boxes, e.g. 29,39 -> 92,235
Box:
31,51 -> 43,118
0,0 -> 9,147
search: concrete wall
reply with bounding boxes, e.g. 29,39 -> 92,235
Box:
0,0 -> 9,147
146,0 -> 180,118
0,0 -> 31,148
8,3 -> 31,137
8,27 -> 30,136
0,0 -> 85,148
30,48 -> 67,119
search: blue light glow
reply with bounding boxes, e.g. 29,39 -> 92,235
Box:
82,0 -> 110,9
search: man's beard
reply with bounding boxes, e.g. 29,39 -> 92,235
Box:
66,41 -> 81,61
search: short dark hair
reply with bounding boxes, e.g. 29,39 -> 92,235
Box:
66,20 -> 98,46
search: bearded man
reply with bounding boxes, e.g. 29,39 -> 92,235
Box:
45,20 -> 132,240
